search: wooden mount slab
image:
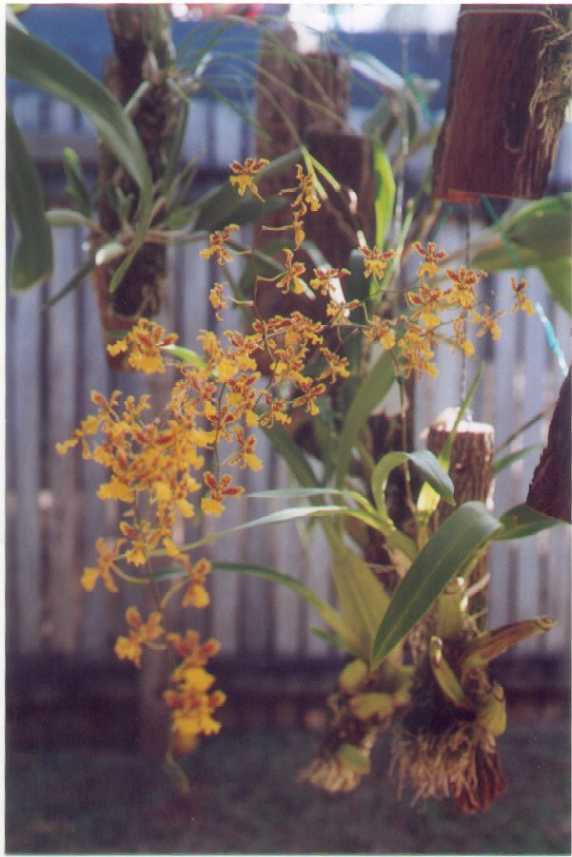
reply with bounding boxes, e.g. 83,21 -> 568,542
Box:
256,31 -> 374,255
433,5 -> 572,200
527,367 -> 572,522
426,408 -> 495,623
255,35 -> 375,318
426,408 -> 495,516
95,7 -> 175,360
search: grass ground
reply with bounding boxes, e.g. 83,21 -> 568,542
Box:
6,719 -> 570,854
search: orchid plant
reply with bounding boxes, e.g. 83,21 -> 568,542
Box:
6,6 -> 569,816
56,155 -> 563,811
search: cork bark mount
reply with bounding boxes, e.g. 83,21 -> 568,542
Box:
95,7 -> 178,354
433,5 -> 572,201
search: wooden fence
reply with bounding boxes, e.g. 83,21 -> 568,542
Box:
6,94 -> 571,668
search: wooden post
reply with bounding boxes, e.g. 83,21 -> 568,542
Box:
255,30 -> 412,566
433,5 -> 572,201
426,408 -> 495,625
256,31 -> 376,265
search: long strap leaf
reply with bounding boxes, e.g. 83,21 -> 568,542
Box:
7,22 -> 154,294
6,109 -> 53,291
371,502 -> 502,668
335,350 -> 395,488
7,23 -> 151,197
212,561 -> 360,655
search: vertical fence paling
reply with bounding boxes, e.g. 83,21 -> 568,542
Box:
78,244 -> 114,658
46,228 -> 83,654
11,281 -> 43,655
6,95 -> 571,666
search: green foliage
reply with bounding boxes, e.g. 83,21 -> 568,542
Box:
62,147 -> 92,218
211,561 -> 357,653
494,504 -> 564,541
373,142 -> 396,249
6,110 -> 53,291
473,194 -> 572,315
7,21 -> 153,294
371,450 -> 455,518
371,502 -> 503,668
493,445 -> 542,475
416,366 -> 482,517
335,351 -> 395,488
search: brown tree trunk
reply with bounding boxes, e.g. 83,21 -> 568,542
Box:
527,367 -> 571,522
426,408 -> 495,627
95,6 -> 178,364
255,30 -> 375,275
255,29 -> 414,567
433,5 -> 572,201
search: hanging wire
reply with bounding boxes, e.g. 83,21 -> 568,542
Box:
481,194 -> 568,378
460,203 -> 473,419
393,32 -> 410,245
535,302 -> 568,378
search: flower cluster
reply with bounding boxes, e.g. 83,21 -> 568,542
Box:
279,162 -> 322,248
164,631 -> 226,754
115,607 -> 164,668
360,241 -> 535,379
57,157 -> 535,779
56,161 -> 351,758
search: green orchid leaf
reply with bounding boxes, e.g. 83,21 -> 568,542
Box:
461,617 -> 557,671
345,249 -> 369,303
194,148 -> 300,232
264,425 -> 319,490
7,22 -> 153,294
6,109 -> 53,291
337,743 -> 371,774
335,350 -> 395,488
7,23 -> 151,198
371,501 -> 502,668
163,205 -> 198,231
537,257 -> 572,316
165,158 -> 200,214
181,505 -> 354,552
309,626 -> 347,651
62,147 -> 92,217
46,208 -> 96,230
493,445 -> 543,475
494,504 -> 565,541
212,561 -> 359,654
373,141 -> 396,249
44,259 -> 95,308
247,487 -> 415,562
161,344 -> 206,368
495,410 -> 546,455
161,99 -> 189,196
193,186 -> 286,233
349,51 -> 406,95
417,365 -> 482,516
95,241 -> 126,267
248,487 -> 375,514
329,536 -> 390,662
372,449 -> 455,517
473,194 -> 572,273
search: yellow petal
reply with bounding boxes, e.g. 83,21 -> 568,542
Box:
177,498 -> 195,518
97,478 -> 134,503
107,339 -> 128,356
153,481 -> 172,502
81,567 -> 99,592
201,497 -> 225,517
